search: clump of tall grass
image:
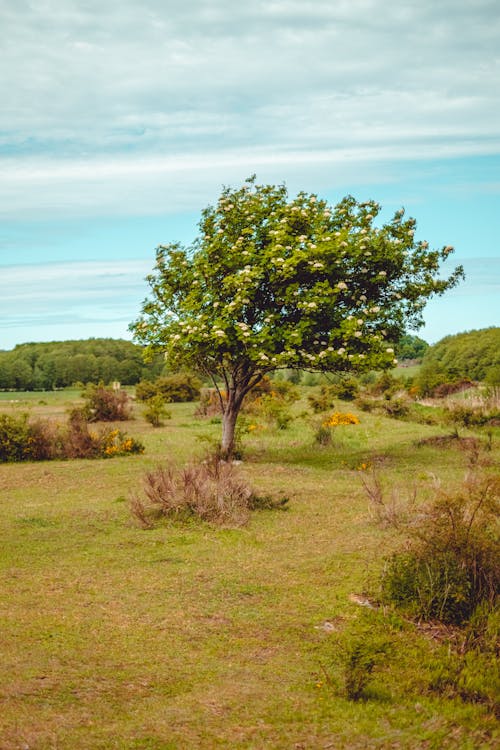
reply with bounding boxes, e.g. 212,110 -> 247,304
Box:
131,454 -> 288,528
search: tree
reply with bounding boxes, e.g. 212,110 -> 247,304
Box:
395,334 -> 429,361
131,177 -> 463,458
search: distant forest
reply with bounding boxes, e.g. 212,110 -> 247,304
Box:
0,339 -> 165,390
418,327 -> 500,391
0,329 -> 498,391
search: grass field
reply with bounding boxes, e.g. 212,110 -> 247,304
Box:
0,390 -> 498,749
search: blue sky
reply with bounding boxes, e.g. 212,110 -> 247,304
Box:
1,0 -> 499,351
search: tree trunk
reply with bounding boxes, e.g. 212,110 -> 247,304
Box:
220,401 -> 240,460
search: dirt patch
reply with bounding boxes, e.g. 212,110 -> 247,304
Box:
415,434 -> 479,449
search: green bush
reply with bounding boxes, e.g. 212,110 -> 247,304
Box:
427,607 -> 499,711
135,379 -> 158,401
343,639 -> 390,701
136,372 -> 201,402
142,395 -> 171,427
382,473 -> 499,624
308,385 -> 337,413
0,413 -> 31,461
161,372 -> 201,402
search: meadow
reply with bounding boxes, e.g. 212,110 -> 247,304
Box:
0,389 -> 498,749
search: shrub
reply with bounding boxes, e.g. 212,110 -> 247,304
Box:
246,391 -> 294,430
64,411 -> 100,458
432,379 -> 475,398
243,378 -> 298,430
135,379 -> 158,401
323,411 -> 360,427
369,371 -> 398,398
131,455 -> 288,528
426,604 -> 499,711
0,413 -> 31,462
382,472 -> 500,624
26,418 -> 60,460
0,409 -> 144,463
97,428 -> 144,458
79,383 -> 132,421
343,639 -> 390,701
312,412 -> 360,446
142,395 -> 171,427
380,398 -> 410,418
314,423 -> 333,446
308,385 -> 337,413
332,376 -> 360,401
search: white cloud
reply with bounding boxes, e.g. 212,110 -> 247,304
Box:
0,260 -> 151,349
1,0 -> 499,218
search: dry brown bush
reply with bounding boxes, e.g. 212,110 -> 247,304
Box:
131,454 -> 287,528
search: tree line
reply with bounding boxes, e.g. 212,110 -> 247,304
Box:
417,327 -> 500,393
0,339 -> 164,390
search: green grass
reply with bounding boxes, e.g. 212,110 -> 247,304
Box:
0,392 -> 498,749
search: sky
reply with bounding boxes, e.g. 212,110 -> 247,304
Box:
1,0 -> 499,351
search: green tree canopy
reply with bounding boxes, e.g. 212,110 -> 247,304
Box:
395,334 -> 429,361
417,327 -> 500,393
131,177 -> 463,457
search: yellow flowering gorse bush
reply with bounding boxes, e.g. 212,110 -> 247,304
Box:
323,412 -> 360,427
